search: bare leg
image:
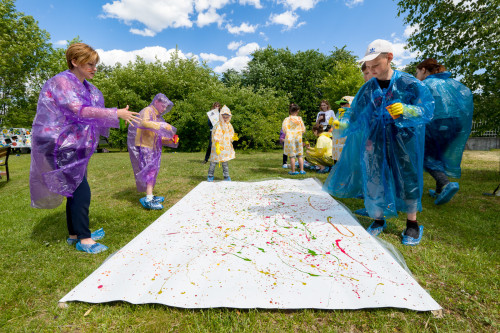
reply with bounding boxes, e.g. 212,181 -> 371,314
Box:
146,183 -> 154,196
407,212 -> 417,221
298,157 -> 304,172
290,157 -> 296,172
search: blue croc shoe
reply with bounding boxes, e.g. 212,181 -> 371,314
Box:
67,228 -> 105,246
224,177 -> 231,181
299,170 -> 306,175
434,182 -> 459,205
76,242 -> 108,254
402,225 -> 424,246
366,220 -> 387,237
153,196 -> 165,203
354,208 -> 369,217
288,171 -> 299,175
207,176 -> 214,182
428,189 -> 437,198
139,197 -> 164,210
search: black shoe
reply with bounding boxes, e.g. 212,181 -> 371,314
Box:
202,160 -> 208,164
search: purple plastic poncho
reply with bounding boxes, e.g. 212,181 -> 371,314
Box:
30,70 -> 119,209
323,70 -> 435,219
127,93 -> 177,193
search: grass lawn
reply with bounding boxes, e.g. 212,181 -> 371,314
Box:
0,149 -> 498,332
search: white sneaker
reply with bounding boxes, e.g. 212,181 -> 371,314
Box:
282,164 -> 288,168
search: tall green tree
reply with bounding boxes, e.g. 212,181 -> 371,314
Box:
396,0 -> 500,131
242,46 -> 331,126
0,0 -> 54,127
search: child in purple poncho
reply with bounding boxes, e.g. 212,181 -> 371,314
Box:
127,94 -> 178,210
29,43 -> 141,254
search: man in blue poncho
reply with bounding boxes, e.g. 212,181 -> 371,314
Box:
416,58 -> 474,205
323,39 -> 435,246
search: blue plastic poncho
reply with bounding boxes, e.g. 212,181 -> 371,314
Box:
127,93 -> 177,193
30,70 -> 119,209
323,70 -> 435,219
422,72 -> 473,178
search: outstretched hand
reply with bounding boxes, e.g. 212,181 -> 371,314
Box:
117,105 -> 141,127
386,103 -> 403,119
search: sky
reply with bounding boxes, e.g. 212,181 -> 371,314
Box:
14,0 -> 420,74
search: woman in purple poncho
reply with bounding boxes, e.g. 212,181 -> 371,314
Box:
29,43 -> 141,254
127,93 -> 178,210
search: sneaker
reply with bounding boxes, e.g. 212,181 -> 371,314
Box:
153,196 -> 165,203
207,176 -> 214,182
288,171 -> 299,175
202,160 -> 208,164
139,197 -> 163,210
67,228 -> 105,246
76,242 -> 108,254
282,164 -> 288,169
354,208 -> 369,217
401,225 -> 424,246
366,219 -> 387,237
224,177 -> 231,181
299,170 -> 306,175
434,182 -> 459,205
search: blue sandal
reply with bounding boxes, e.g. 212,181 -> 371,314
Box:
299,170 -> 306,175
366,220 -> 386,237
75,242 -> 108,254
434,182 -> 459,205
67,228 -> 105,245
401,225 -> 424,246
288,171 -> 299,175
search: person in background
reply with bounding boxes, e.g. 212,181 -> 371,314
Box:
203,102 -> 221,164
315,100 -> 336,130
416,58 -> 473,205
283,103 -> 306,175
361,62 -> 373,82
305,124 -> 334,173
331,96 -> 354,162
207,105 -> 238,181
128,93 -> 178,210
324,39 -> 434,246
29,43 -> 141,254
279,129 -> 288,168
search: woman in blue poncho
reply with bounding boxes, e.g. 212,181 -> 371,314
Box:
416,58 -> 474,205
323,39 -> 435,246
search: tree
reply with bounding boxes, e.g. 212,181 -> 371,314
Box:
0,0 -> 53,126
242,46 -> 331,126
396,0 -> 500,131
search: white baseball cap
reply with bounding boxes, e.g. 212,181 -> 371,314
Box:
359,39 -> 394,62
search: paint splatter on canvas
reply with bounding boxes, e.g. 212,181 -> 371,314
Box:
60,178 -> 441,311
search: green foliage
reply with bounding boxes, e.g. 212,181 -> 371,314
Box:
242,46 -> 331,125
0,0 -> 53,127
318,61 -> 364,107
396,0 -> 500,133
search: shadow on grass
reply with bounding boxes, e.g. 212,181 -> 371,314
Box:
31,211 -> 68,243
0,181 -> 9,190
112,186 -> 142,204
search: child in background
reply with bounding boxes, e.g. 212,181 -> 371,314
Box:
282,103 -> 306,175
128,93 -> 178,210
361,62 -> 373,82
305,124 -> 334,173
331,96 -> 354,162
279,129 -> 288,168
203,102 -> 221,164
207,105 -> 238,181
315,100 -> 336,130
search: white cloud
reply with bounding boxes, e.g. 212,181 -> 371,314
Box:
239,0 -> 263,9
344,0 -> 363,8
54,40 -> 68,46
226,22 -> 258,34
391,41 -> 420,67
259,31 -> 269,41
269,11 -> 300,29
200,52 -> 228,62
228,41 -> 244,50
403,24 -> 420,38
129,28 -> 156,37
102,0 -> 194,37
278,0 -> 320,11
236,42 -> 260,56
194,0 -> 230,12
196,8 -> 224,27
213,56 -> 251,73
97,46 -> 188,67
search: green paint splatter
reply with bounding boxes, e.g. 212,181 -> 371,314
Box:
308,249 -> 318,256
257,248 -> 266,253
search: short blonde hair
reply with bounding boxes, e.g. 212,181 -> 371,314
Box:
66,43 -> 99,70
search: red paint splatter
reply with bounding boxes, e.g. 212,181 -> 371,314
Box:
98,285 -> 103,289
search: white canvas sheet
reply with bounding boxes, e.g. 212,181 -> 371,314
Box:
60,178 -> 441,311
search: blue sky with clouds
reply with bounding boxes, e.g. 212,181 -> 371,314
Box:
14,0 -> 419,73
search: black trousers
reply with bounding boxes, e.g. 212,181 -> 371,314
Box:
204,132 -> 212,162
66,176 -> 91,239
